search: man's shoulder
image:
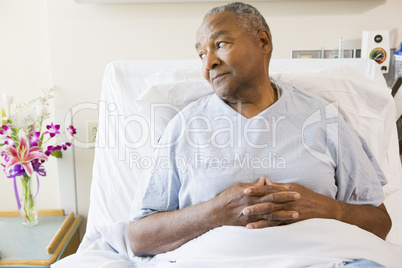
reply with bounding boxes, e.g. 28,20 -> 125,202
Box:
279,81 -> 349,128
279,81 -> 332,109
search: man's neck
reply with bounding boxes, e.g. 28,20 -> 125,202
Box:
226,82 -> 278,119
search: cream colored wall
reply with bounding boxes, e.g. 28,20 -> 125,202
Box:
0,0 -> 58,210
1,0 -> 401,240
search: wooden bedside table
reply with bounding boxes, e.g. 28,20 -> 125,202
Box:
0,209 -> 82,267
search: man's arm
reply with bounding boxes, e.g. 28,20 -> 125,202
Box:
128,199 -> 218,257
242,178 -> 392,240
128,178 -> 300,256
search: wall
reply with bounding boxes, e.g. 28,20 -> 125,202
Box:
1,0 -> 401,240
0,0 -> 58,211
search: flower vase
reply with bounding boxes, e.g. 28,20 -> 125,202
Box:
20,174 -> 38,226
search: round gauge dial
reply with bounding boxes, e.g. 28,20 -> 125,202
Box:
369,47 -> 387,64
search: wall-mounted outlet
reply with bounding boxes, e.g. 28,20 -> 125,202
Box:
87,121 -> 98,148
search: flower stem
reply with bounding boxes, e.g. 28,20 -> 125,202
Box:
21,174 -> 36,224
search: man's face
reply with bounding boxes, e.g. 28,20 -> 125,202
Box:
195,11 -> 268,102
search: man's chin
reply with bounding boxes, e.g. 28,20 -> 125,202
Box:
215,92 -> 233,102
212,86 -> 235,101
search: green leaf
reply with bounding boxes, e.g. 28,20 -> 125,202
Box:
51,150 -> 63,158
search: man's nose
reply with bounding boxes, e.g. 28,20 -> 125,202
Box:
204,51 -> 221,70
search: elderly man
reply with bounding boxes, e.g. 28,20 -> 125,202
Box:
128,2 -> 391,265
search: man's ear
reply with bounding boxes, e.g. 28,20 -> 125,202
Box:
258,30 -> 272,56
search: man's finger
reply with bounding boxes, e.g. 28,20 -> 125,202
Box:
259,191 -> 301,203
255,176 -> 266,186
243,202 -> 279,216
266,210 -> 299,221
246,211 -> 298,229
265,177 -> 273,185
242,202 -> 299,217
243,202 -> 299,219
244,184 -> 292,196
246,219 -> 268,229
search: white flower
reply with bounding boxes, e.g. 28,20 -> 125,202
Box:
36,105 -> 49,117
12,109 -> 35,128
2,93 -> 14,105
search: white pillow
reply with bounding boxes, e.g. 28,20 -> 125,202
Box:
135,70 -> 213,140
144,66 -> 204,86
136,79 -> 212,107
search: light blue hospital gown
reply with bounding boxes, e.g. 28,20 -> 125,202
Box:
131,82 -> 387,221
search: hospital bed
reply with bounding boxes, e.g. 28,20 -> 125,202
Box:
54,59 -> 402,267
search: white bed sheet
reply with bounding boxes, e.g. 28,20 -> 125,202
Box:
156,219 -> 402,268
53,59 -> 402,268
55,219 -> 402,268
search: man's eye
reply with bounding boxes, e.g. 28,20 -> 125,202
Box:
217,42 -> 226,48
199,53 -> 205,59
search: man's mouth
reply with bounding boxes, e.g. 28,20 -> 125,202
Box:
212,73 -> 229,83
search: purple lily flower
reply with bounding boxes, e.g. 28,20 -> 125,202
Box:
30,131 -> 41,146
45,123 -> 60,138
4,136 -> 48,177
